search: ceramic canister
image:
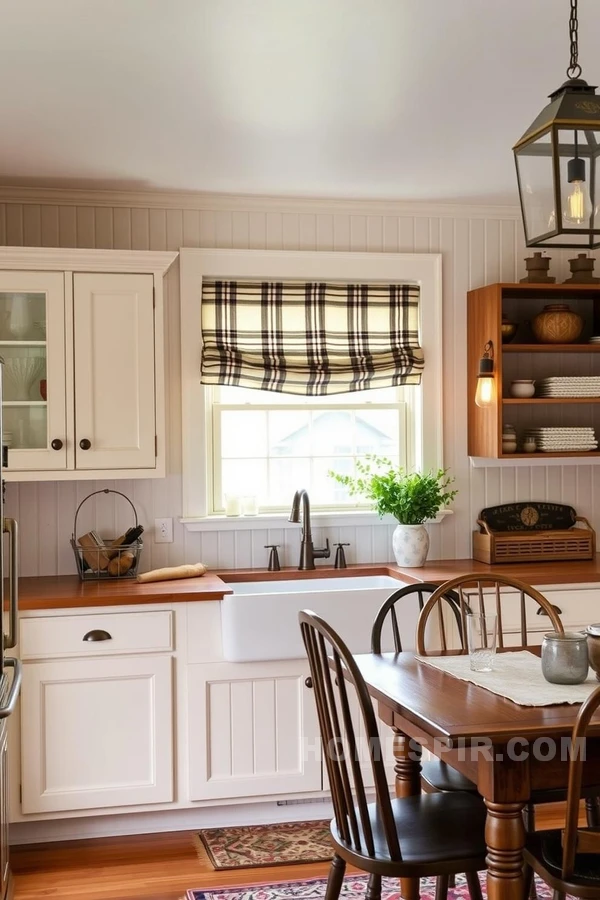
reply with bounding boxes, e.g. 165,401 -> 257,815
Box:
541,631 -> 589,685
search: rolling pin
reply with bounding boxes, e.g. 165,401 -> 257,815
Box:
136,563 -> 207,583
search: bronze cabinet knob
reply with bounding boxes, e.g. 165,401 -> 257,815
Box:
79,438 -> 91,450
304,677 -> 313,689
50,438 -> 63,451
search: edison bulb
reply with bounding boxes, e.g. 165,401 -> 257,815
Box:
475,377 -> 494,409
563,181 -> 592,225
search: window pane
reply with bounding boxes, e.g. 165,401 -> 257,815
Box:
356,410 -> 399,456
268,410 -> 310,456
268,458 -> 311,506
221,411 -> 267,457
311,410 -> 354,455
221,459 -> 267,501
312,457 -> 358,506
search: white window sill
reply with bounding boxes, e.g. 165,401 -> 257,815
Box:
180,508 -> 453,533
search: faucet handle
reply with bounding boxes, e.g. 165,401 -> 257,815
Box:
264,544 -> 281,572
334,543 -> 350,569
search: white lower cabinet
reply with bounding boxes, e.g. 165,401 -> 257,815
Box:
20,654 -> 173,814
188,660 -> 322,800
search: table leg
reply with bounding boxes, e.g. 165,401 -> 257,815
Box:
392,727 -> 422,900
485,800 -> 526,900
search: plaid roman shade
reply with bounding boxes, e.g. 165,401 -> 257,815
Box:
200,281 -> 424,396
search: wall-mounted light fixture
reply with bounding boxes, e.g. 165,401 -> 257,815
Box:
475,341 -> 495,409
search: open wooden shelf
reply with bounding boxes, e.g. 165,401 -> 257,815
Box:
468,282 -> 600,460
503,397 -> 600,404
503,343 -> 600,352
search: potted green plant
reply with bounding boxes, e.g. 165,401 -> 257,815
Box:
329,456 -> 457,567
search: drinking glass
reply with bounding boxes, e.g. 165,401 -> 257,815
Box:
466,612 -> 498,672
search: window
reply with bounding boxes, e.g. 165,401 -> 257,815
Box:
180,249 -> 442,524
210,384 -> 409,513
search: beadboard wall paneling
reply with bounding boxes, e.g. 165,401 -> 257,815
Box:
0,193 -> 593,576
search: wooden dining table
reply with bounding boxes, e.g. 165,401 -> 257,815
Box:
354,650 -> 600,900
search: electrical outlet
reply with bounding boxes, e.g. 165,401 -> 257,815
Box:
154,517 -> 173,543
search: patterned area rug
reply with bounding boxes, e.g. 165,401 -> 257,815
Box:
186,873 -> 564,900
197,821 -> 332,870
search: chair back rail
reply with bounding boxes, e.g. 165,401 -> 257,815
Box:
562,684 -> 600,878
371,583 -> 464,654
416,573 -> 564,656
299,609 -> 401,861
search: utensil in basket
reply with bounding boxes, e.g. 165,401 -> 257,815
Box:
71,489 -> 143,580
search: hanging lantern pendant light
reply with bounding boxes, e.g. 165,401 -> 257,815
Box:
513,0 -> 600,249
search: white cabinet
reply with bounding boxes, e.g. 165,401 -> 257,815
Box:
0,248 -> 176,480
73,273 -> 156,470
0,270 -> 67,472
20,654 -> 173,814
188,660 -> 322,801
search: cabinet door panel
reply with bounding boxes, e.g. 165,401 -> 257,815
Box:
188,661 -> 321,800
0,271 -> 67,471
73,273 -> 155,470
21,655 -> 173,813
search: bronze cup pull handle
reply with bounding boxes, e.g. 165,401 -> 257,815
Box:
537,605 -> 563,617
83,629 -> 112,642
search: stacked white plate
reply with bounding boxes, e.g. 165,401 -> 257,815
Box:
524,427 -> 598,452
536,377 -> 600,398
589,336 -> 600,343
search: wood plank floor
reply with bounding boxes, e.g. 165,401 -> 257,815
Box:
11,828 -> 338,900
10,804 -> 569,900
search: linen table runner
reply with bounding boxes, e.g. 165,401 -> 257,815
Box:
416,650 -> 599,705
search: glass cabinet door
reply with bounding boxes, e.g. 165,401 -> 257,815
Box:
0,272 -> 66,472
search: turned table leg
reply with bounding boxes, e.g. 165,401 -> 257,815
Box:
393,727 -> 422,900
485,800 -> 526,900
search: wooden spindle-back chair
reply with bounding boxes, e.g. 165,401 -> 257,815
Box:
523,685 -> 600,900
299,609 -> 488,900
416,573 -> 564,656
371,583 -> 475,796
371,582 -> 463,655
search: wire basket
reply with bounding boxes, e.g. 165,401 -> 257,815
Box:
71,489 -> 143,581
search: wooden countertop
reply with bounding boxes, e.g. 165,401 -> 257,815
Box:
15,557 -> 600,611
16,573 -> 233,611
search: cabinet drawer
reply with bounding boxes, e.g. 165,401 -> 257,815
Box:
20,610 -> 173,660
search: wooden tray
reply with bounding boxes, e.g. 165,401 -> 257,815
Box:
472,516 -> 596,564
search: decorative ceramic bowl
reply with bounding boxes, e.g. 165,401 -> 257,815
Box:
3,357 -> 45,400
509,379 -> 535,398
501,317 -> 518,343
531,304 -> 584,344
587,624 -> 600,682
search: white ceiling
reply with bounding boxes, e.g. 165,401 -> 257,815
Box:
2,0 -> 600,203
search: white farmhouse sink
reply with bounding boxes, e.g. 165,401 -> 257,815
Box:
221,575 -> 410,662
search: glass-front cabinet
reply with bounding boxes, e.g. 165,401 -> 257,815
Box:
0,272 -> 66,471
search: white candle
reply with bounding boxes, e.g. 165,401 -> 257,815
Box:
225,495 -> 241,516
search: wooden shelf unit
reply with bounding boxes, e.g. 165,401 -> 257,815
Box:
467,282 -> 600,459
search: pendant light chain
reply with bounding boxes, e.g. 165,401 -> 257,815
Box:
567,0 -> 582,79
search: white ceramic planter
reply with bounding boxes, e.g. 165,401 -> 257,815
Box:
392,523 -> 430,568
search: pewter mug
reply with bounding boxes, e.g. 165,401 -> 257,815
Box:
541,631 -> 589,685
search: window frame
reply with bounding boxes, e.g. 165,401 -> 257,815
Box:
180,248 -> 443,523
